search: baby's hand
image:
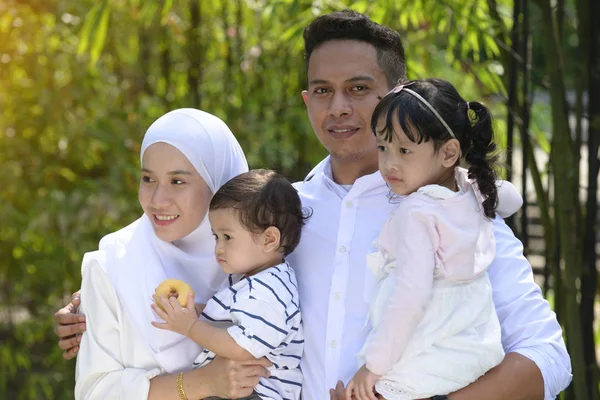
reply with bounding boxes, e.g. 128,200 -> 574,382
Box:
151,292 -> 198,336
195,303 -> 206,315
345,365 -> 380,400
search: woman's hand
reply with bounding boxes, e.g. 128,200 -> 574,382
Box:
53,290 -> 86,360
200,356 -> 272,398
151,293 -> 198,336
346,365 -> 381,400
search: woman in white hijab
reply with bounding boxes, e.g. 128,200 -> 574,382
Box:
74,109 -> 268,399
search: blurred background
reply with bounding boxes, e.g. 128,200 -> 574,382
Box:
0,0 -> 598,398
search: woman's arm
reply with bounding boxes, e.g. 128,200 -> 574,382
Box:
76,256 -> 163,399
148,357 -> 271,400
76,256 -> 267,399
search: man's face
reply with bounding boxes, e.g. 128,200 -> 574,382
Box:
302,40 -> 390,164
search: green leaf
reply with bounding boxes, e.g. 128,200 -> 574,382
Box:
533,126 -> 551,154
77,3 -> 102,55
161,0 -> 174,25
90,2 -> 111,66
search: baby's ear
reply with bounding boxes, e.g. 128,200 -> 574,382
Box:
262,226 -> 281,253
441,138 -> 461,167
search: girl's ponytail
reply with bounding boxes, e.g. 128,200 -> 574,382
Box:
464,102 -> 498,219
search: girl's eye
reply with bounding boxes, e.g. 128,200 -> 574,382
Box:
172,179 -> 184,185
399,148 -> 410,155
142,175 -> 154,183
224,234 -> 232,240
212,233 -> 218,240
377,145 -> 386,152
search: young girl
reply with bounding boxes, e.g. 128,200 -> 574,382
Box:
152,169 -> 309,400
347,79 -> 523,400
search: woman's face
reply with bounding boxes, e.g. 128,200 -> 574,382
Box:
138,142 -> 212,242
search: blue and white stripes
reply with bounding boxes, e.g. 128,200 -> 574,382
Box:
194,262 -> 303,400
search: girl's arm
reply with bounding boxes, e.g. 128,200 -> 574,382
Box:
364,206 -> 437,375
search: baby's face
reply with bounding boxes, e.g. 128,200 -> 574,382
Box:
208,208 -> 270,275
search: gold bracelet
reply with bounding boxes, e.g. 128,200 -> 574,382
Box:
176,372 -> 188,400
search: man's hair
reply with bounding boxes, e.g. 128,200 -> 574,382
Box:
303,9 -> 407,87
209,169 -> 311,256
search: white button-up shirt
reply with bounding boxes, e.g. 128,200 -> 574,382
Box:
288,156 -> 572,400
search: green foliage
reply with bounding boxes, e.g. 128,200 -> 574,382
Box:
0,0 -> 591,398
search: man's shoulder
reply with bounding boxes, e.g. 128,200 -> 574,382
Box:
293,172 -> 326,201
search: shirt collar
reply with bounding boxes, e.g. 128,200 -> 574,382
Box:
304,156 -> 388,198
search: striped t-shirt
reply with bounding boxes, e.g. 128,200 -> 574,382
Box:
193,262 -> 303,400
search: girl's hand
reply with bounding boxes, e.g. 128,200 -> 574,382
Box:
346,365 -> 381,400
151,292 -> 198,336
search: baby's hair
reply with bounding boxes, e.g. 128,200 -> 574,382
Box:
209,169 -> 312,256
371,78 -> 499,218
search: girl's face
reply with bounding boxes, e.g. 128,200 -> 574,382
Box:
138,142 -> 212,242
376,116 -> 456,196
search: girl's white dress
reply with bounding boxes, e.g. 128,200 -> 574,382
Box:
358,168 -> 522,399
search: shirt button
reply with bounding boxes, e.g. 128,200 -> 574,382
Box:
331,340 -> 337,348
346,200 -> 353,208
338,246 -> 346,253
334,292 -> 341,300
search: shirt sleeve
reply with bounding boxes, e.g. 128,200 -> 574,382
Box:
75,255 -> 161,400
365,205 -> 437,375
495,180 -> 523,219
227,296 -> 290,359
489,218 -> 572,399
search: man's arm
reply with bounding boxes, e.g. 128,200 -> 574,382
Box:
53,290 -> 86,359
451,217 -> 572,399
448,353 -> 543,400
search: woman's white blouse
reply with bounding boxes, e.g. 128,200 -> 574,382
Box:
75,253 -> 194,400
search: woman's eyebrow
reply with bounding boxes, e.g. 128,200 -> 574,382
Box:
140,168 -> 192,175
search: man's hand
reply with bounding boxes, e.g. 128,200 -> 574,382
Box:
53,291 -> 86,360
330,380 -> 354,400
346,365 -> 380,400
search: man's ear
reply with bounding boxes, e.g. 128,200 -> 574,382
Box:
262,226 -> 281,253
301,90 -> 309,106
441,138 -> 461,167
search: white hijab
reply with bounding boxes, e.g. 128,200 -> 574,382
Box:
99,109 -> 248,372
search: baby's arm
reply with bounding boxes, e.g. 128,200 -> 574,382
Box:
151,295 -> 255,361
364,206 -> 437,375
187,319 -> 255,361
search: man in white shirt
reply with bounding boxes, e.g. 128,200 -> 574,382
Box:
288,9 -> 571,400
55,9 -> 572,400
